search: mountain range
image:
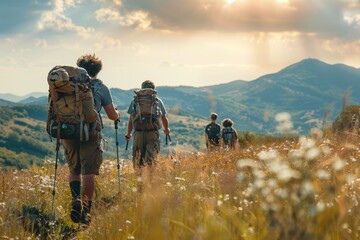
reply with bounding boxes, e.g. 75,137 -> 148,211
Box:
1,58 -> 359,134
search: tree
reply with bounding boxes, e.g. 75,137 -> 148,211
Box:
332,105 -> 360,133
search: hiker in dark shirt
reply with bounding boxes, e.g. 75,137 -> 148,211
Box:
204,113 -> 221,151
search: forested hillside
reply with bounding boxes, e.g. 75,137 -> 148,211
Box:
0,105 -> 208,169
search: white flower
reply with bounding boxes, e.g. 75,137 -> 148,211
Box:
277,169 -> 301,182
237,159 -> 260,168
302,181 -> 315,197
316,201 -> 325,212
332,159 -> 346,171
346,174 -> 356,184
275,112 -> 291,122
305,147 -> 321,161
316,169 -> 330,180
299,137 -> 316,149
274,188 -> 288,199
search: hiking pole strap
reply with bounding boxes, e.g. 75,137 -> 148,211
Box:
125,140 -> 129,151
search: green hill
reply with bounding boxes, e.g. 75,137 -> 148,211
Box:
0,105 -> 208,169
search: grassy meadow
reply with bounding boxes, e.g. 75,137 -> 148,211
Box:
0,129 -> 360,240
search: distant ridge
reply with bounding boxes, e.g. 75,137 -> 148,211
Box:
1,58 -> 359,134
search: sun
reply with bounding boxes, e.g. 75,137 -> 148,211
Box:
225,0 -> 236,5
276,0 -> 289,3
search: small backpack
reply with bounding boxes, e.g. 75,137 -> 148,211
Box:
132,88 -> 161,131
46,66 -> 98,141
206,123 -> 221,145
222,127 -> 237,145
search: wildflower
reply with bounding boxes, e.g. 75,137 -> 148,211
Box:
316,169 -> 330,180
267,178 -> 278,188
261,187 -> 270,197
258,149 -> 279,162
299,136 -> 316,149
179,186 -> 186,191
289,149 -> 305,160
126,220 -> 132,224
253,169 -> 265,179
254,179 -> 265,188
305,147 -> 321,161
275,112 -> 291,122
166,182 -> 172,187
217,200 -> 223,206
237,159 -> 260,168
275,112 -> 293,133
302,181 -> 315,197
321,145 -> 332,156
332,159 -> 346,171
274,188 -> 288,199
316,201 -> 325,212
175,177 -> 186,181
310,128 -> 323,140
346,174 -> 356,184
277,168 -> 301,182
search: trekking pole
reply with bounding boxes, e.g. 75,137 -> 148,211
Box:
51,137 -> 60,217
114,119 -> 121,193
166,134 -> 172,145
125,139 -> 129,151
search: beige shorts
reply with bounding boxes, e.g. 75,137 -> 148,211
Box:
62,131 -> 103,175
132,130 -> 160,168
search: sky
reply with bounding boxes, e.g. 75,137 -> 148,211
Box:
1,0 -> 360,96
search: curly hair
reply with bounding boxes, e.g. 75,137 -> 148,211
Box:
222,118 -> 233,127
210,113 -> 218,121
141,80 -> 155,89
76,54 -> 102,78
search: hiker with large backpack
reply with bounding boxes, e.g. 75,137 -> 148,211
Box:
221,118 -> 238,150
205,113 -> 221,151
124,80 -> 170,188
47,54 -> 120,225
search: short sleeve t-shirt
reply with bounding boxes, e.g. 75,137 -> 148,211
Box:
92,79 -> 113,113
127,96 -> 167,116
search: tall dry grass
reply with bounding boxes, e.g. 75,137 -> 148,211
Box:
0,129 -> 359,239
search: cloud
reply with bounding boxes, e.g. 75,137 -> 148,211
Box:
0,0 -> 50,35
35,38 -> 48,48
93,33 -> 122,49
37,0 -> 95,37
95,8 -> 152,30
100,0 -> 360,40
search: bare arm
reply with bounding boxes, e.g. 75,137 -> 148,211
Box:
161,115 -> 170,135
125,115 -> 133,140
103,103 -> 120,121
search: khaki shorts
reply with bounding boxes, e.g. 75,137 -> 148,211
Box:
62,131 -> 103,175
132,130 -> 160,168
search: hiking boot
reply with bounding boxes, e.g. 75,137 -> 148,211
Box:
81,212 -> 92,226
81,201 -> 92,225
70,198 -> 82,223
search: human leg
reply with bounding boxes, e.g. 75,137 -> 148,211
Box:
77,132 -> 102,225
63,139 -> 83,223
